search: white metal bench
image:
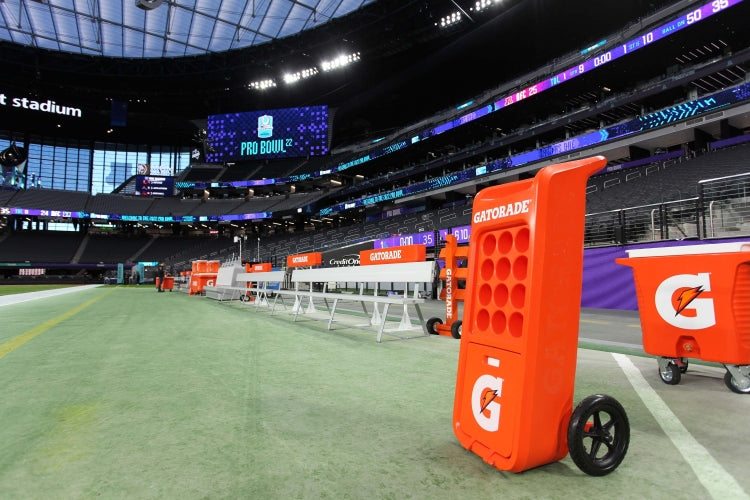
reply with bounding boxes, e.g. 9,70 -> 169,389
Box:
271,261 -> 436,342
203,266 -> 245,301
233,271 -> 287,306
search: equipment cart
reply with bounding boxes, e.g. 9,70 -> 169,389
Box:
616,242 -> 750,393
427,234 -> 468,339
155,276 -> 174,291
453,155 -> 630,476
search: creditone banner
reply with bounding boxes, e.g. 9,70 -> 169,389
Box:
286,252 -> 323,268
321,242 -> 373,267
360,244 -> 426,265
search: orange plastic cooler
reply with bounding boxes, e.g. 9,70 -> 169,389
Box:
189,260 -> 219,295
453,156 -> 630,476
616,242 -> 750,393
155,276 -> 174,291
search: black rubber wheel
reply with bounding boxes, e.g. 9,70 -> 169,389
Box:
426,317 -> 442,335
450,320 -> 462,339
568,394 -> 630,476
724,370 -> 750,394
659,361 -> 681,385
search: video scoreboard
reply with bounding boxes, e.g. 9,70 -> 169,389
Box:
205,105 -> 329,162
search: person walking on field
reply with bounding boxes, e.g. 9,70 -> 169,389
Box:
157,263 -> 165,292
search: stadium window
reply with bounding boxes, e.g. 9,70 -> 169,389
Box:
149,146 -> 190,176
91,143 -> 148,195
176,150 -> 190,173
25,138 -> 91,192
2,131 -> 189,194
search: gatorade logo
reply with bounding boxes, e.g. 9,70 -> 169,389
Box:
292,256 -> 309,263
445,268 -> 453,319
654,272 -> 715,330
473,199 -> 531,224
370,250 -> 402,261
471,374 -> 503,432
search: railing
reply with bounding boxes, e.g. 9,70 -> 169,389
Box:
171,170 -> 750,267
583,171 -> 750,247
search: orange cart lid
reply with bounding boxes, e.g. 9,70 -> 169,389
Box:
625,241 -> 750,258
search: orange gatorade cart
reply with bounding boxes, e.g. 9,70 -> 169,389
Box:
616,242 -> 750,393
453,156 -> 630,476
242,262 -> 273,302
189,260 -> 219,295
427,234 -> 469,339
156,276 -> 174,291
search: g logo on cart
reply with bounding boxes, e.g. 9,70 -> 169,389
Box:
471,375 -> 503,432
655,273 -> 715,330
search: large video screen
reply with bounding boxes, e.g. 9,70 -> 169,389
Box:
135,175 -> 174,197
205,105 -> 329,162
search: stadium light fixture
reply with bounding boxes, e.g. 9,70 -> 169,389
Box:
248,79 -> 277,90
472,0 -> 501,13
321,52 -> 361,72
437,11 -> 463,28
283,67 -> 319,84
135,0 -> 166,10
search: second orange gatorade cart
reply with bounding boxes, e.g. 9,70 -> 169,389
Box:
452,156 -> 630,476
616,242 -> 750,393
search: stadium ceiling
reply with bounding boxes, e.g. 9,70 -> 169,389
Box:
0,0 -> 376,58
0,0 -> 717,145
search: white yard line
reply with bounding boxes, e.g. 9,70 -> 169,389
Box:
613,352 -> 748,500
0,285 -> 103,307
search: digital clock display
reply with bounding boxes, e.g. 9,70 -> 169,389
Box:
375,231 -> 436,249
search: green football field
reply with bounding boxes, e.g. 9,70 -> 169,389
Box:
1,285 -> 748,499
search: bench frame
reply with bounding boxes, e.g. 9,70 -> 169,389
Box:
205,270 -> 286,305
272,261 -> 436,342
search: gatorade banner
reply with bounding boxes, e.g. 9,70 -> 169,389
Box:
360,244 -> 426,265
287,252 -> 322,268
249,262 -> 272,272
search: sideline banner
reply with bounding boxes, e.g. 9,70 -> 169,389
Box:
360,244 -> 426,265
248,262 -> 272,272
287,252 -> 322,268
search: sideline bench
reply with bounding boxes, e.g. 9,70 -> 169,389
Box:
203,266 -> 244,300
205,269 -> 286,303
271,261 -> 436,342
234,271 -> 286,306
